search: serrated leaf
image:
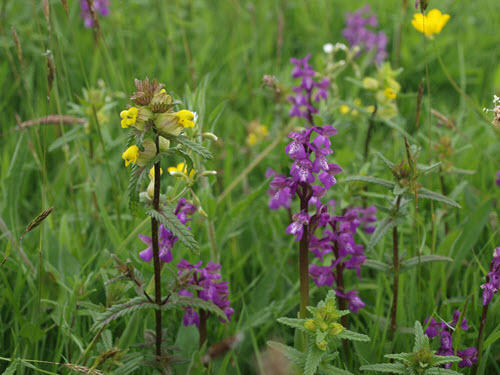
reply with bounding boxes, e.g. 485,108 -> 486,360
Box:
304,338 -> 325,375
173,148 -> 195,174
417,188 -> 461,208
359,363 -> 407,373
2,359 -> 21,375
384,352 -> 413,363
376,152 -> 395,169
425,368 -> 462,375
267,341 -> 306,367
146,207 -> 199,253
276,317 -> 309,334
318,363 -> 353,375
335,329 -> 370,342
364,259 -> 391,273
345,175 -> 395,189
401,255 -> 453,272
165,134 -> 213,159
369,217 -> 396,249
92,297 -> 153,331
413,321 -> 427,351
418,162 -> 442,175
393,183 -> 409,196
430,355 -> 461,367
161,294 -> 228,322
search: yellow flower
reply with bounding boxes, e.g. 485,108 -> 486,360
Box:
148,167 -> 163,179
247,133 -> 257,146
122,145 -> 139,166
384,88 -> 397,100
120,107 -> 138,128
411,9 -> 450,39
339,104 -> 351,115
168,162 -> 195,178
176,110 -> 195,128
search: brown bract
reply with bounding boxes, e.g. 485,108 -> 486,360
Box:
131,77 -> 165,106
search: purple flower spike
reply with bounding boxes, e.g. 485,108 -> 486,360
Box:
496,170 -> 500,186
80,0 -> 110,28
335,289 -> 365,313
480,247 -> 500,306
177,259 -> 233,326
309,264 -> 335,287
342,5 -> 388,64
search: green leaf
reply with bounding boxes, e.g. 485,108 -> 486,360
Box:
430,355 -> 461,367
384,353 -> 413,363
364,259 -> 392,273
359,363 -> 407,373
425,368 -> 462,375
401,255 -> 453,272
418,162 -> 442,175
345,176 -> 395,189
166,134 -> 213,159
267,341 -> 306,367
2,359 -> 21,375
483,323 -> 500,349
413,321 -> 427,351
276,317 -> 309,334
92,297 -> 153,331
417,188 -> 461,208
393,183 -> 409,196
173,148 -> 195,174
146,207 -> 199,254
335,329 -> 370,342
318,363 -> 353,375
376,152 -> 395,169
304,338 -> 325,375
161,294 -> 228,322
369,217 -> 396,249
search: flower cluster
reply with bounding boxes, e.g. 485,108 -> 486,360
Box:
480,247 -> 500,306
177,260 -> 234,327
424,311 -> 477,368
342,5 -> 388,64
138,198 -> 195,262
362,63 -> 401,120
246,120 -> 269,146
411,9 -> 450,39
497,171 -> 500,186
484,95 -> 500,128
80,0 -> 110,28
308,204 -> 376,313
288,54 -> 330,123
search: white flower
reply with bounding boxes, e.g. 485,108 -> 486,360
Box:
323,43 -> 334,54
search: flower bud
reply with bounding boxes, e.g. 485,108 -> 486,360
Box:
156,113 -> 183,136
134,106 -> 154,130
200,132 -> 219,141
137,139 -> 157,166
329,323 -> 344,335
147,179 -> 154,199
304,320 -> 317,331
363,77 -> 379,90
150,90 -> 173,113
159,136 -> 170,151
316,340 -> 328,351
200,170 -> 217,177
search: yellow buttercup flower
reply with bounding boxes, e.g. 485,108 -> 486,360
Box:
411,9 -> 450,39
120,107 -> 138,128
384,88 -> 397,100
176,110 -> 195,128
122,145 -> 139,166
168,162 -> 195,178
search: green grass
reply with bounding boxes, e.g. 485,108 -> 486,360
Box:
1,0 -> 500,374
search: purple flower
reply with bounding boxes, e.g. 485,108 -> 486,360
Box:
80,0 -> 110,28
496,171 -> 500,186
342,5 -> 388,64
138,198 -> 195,262
424,310 -> 475,368
457,347 -> 478,368
309,263 -> 335,287
177,259 -> 233,326
480,247 -> 500,306
286,211 -> 311,241
335,289 -> 365,313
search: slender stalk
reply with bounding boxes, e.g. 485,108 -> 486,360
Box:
394,0 -> 409,67
363,107 -> 377,161
390,196 -> 402,339
472,304 -> 489,375
439,168 -> 449,235
298,184 -> 311,319
152,135 -> 163,358
199,310 -> 208,348
333,239 -> 350,360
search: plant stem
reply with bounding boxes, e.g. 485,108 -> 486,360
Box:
472,304 -> 489,375
152,135 -> 163,358
299,184 -> 311,319
363,107 -> 377,161
199,310 -> 208,348
439,168 -> 449,235
333,239 -> 350,360
390,196 -> 402,339
394,0 -> 409,67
